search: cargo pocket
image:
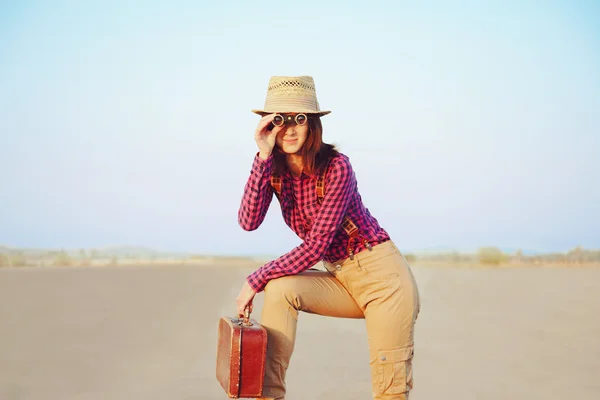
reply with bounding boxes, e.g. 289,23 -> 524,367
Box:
376,344 -> 414,395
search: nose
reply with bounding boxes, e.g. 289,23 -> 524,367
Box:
284,124 -> 296,135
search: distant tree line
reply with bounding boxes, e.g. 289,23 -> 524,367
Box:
1,245 -> 599,268
404,246 -> 600,266
0,249 -> 119,267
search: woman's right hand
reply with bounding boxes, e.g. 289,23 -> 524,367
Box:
254,114 -> 281,160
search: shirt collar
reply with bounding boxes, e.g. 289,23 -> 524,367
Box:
283,168 -> 318,180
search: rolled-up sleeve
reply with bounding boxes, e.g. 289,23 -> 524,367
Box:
238,153 -> 275,231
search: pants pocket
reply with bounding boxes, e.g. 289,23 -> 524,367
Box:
376,344 -> 414,395
359,242 -> 398,265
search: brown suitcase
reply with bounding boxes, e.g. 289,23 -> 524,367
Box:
216,309 -> 268,398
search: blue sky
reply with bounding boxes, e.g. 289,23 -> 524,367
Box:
1,0 -> 598,255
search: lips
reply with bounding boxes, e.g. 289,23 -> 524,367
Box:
283,139 -> 297,144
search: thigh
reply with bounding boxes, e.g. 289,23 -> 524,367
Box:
340,241 -> 420,329
263,269 -> 364,319
361,251 -> 417,376
355,243 -> 418,398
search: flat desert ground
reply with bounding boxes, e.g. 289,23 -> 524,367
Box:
1,262 -> 599,400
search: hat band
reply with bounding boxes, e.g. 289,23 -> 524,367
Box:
264,96 -> 320,112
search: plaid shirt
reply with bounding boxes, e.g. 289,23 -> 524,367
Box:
238,152 -> 390,292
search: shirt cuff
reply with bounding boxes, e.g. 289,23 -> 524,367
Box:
253,152 -> 273,175
247,265 -> 269,293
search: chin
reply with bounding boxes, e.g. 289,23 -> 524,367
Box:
282,145 -> 301,154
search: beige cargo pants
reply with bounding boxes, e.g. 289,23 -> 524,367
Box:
258,240 -> 420,400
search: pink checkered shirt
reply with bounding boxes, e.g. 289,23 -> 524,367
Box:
238,152 -> 390,292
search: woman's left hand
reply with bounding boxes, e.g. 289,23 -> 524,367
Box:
236,280 -> 257,317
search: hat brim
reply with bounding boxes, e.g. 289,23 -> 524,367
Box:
251,109 -> 331,116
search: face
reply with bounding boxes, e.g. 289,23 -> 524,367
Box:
274,113 -> 309,154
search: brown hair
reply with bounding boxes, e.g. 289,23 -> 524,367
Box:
272,116 -> 339,177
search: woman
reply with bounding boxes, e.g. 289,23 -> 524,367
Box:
236,76 -> 420,400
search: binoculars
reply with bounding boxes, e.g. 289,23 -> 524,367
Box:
272,113 -> 308,127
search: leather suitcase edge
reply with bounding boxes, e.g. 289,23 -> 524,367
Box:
216,317 -> 242,398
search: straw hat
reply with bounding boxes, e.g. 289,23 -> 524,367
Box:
252,76 -> 331,116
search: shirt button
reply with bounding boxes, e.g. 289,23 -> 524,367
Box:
381,355 -> 386,361
336,265 -> 342,271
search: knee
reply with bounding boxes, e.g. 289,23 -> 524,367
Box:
264,276 -> 303,310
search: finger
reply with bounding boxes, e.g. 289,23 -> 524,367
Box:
268,127 -> 281,138
256,114 -> 277,133
238,301 -> 248,315
261,113 -> 276,122
258,114 -> 275,128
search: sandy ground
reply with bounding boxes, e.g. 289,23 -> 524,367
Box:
1,262 -> 599,400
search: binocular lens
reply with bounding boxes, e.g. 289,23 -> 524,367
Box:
295,114 -> 307,125
271,113 -> 308,127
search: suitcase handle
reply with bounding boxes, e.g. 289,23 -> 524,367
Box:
236,307 -> 253,327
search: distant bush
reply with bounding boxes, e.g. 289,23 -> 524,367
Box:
448,251 -> 462,263
78,258 -> 91,267
53,251 -> 73,267
4,252 -> 28,267
566,246 -> 591,263
477,247 -> 509,265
